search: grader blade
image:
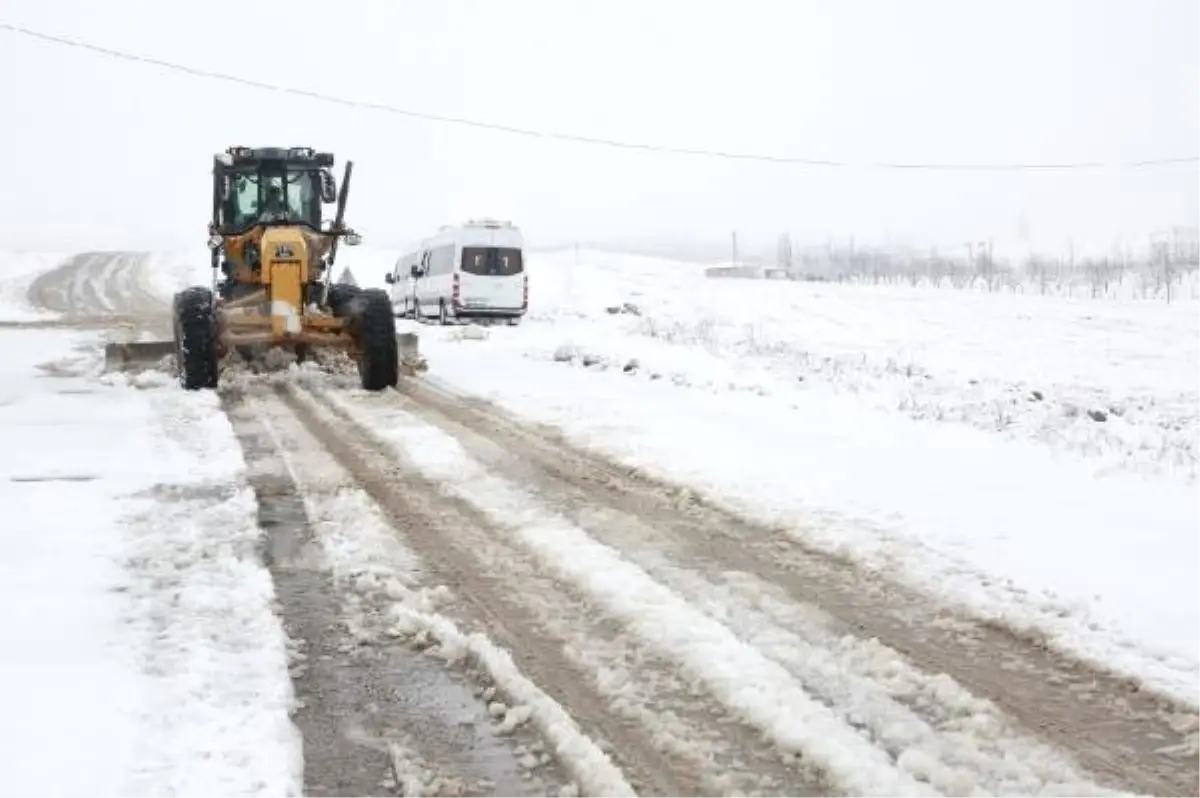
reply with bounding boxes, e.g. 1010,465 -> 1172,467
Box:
103,340 -> 176,372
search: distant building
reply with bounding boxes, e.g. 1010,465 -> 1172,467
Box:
704,263 -> 764,279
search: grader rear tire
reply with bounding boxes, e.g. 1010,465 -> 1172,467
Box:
173,286 -> 219,390
355,288 -> 398,391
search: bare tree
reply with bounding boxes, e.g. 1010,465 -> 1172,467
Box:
1070,241 -> 1080,297
927,250 -> 947,287
1084,258 -> 1104,299
974,240 -> 997,292
1025,254 -> 1051,295
905,254 -> 923,287
1165,245 -> 1174,304
947,256 -> 973,289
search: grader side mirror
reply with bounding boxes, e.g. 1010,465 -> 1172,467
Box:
344,231 -> 362,247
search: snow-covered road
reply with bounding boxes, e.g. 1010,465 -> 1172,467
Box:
0,254 -> 299,796
0,248 -> 1195,797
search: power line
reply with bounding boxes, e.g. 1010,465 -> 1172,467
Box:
3,21 -> 1197,172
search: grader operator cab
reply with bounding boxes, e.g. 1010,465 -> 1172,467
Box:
108,146 -> 404,391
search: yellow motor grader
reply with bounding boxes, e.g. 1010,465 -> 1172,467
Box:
111,145 -> 404,390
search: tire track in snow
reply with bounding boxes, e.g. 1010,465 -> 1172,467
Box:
266,381 -> 705,797
28,252 -> 124,317
222,394 -> 410,796
320,383 -> 1117,797
80,251 -> 116,313
226,390 -> 578,797
288,379 -> 941,797
383,376 -> 1198,798
274,379 -> 834,797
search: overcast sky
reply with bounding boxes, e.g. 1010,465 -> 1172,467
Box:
0,0 -> 1195,258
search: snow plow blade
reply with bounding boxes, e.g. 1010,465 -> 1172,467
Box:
104,340 -> 176,372
398,331 -> 427,376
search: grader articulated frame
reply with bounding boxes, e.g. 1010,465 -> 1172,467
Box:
107,145 -> 407,391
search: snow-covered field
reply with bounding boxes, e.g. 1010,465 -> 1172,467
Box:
365,246 -> 1199,704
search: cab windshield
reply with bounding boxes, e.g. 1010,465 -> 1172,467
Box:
225,168 -> 321,231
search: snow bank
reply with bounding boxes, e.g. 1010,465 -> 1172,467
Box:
0,327 -> 300,796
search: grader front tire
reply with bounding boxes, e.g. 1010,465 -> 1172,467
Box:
173,286 -> 219,390
355,288 -> 399,391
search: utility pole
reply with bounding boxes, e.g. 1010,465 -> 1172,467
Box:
731,231 -> 739,266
